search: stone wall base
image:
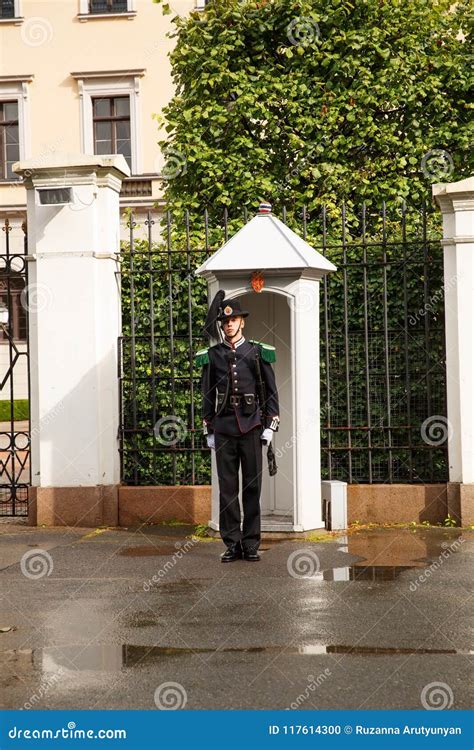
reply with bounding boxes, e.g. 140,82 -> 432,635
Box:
28,486 -> 118,527
118,483 -> 451,528
347,484 -> 448,525
27,482 -> 471,528
118,486 -> 210,527
445,482 -> 474,526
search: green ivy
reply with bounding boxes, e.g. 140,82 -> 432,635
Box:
152,0 -> 471,221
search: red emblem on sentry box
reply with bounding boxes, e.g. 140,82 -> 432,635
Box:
251,272 -> 264,293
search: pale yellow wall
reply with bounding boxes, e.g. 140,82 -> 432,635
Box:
0,0 -> 196,208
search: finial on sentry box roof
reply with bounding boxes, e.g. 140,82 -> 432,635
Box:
257,201 -> 272,215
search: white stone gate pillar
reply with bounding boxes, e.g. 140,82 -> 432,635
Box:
13,154 -> 130,527
432,176 -> 474,526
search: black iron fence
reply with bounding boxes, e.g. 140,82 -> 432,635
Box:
319,203 -> 447,484
118,201 -> 448,487
0,219 -> 31,516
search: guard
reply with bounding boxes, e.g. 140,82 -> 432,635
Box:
194,290 -> 280,563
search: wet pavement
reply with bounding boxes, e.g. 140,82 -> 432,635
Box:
0,522 -> 472,710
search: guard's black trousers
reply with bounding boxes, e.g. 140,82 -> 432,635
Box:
214,426 -> 263,552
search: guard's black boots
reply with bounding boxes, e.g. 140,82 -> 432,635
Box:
220,543 -> 243,562
242,548 -> 261,562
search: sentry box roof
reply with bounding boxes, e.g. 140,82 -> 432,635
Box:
194,202 -> 337,278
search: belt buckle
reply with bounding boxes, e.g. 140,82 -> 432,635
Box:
230,395 -> 239,406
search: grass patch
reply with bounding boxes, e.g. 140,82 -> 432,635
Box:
0,399 -> 29,421
148,518 -> 189,527
303,531 -> 337,543
79,528 -> 111,541
190,523 -> 218,542
193,523 -> 211,537
190,534 -> 219,543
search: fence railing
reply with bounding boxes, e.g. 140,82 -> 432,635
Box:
118,201 -> 448,487
0,219 -> 31,516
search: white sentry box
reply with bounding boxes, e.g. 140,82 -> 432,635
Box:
321,480 -> 348,531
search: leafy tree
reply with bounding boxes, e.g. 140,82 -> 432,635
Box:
153,0 -> 471,222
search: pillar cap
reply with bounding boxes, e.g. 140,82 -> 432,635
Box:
12,152 -> 131,179
432,176 -> 474,212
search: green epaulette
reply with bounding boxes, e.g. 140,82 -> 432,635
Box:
194,347 -> 209,366
249,339 -> 276,363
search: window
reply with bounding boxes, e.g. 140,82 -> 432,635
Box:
72,70 -> 143,174
0,101 -> 19,180
78,0 -> 135,18
92,96 -> 131,170
0,0 -> 15,18
89,0 -> 128,13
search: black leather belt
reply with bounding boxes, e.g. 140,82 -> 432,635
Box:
217,393 -> 242,406
217,393 -> 255,408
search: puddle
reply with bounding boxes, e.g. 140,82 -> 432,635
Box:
118,529 -> 465,568
329,529 -> 466,577
2,642 -> 471,675
321,645 -> 473,656
311,565 -> 423,581
255,530 -> 467,581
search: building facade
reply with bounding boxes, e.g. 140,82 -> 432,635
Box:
0,0 -> 203,232
0,0 -> 203,399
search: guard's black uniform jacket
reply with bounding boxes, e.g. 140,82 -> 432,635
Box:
195,336 -> 280,438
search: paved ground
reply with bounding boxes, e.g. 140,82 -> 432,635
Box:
0,521 -> 472,710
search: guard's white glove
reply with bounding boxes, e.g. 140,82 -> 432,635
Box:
261,428 -> 273,445
206,434 -> 215,450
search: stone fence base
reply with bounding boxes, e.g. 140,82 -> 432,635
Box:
117,483 -> 457,528
27,482 -> 473,528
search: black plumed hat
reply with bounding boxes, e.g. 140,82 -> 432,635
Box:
202,291 -> 250,340
203,289 -> 225,340
216,298 -> 249,321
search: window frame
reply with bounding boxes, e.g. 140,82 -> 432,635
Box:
92,95 -> 131,171
0,0 -> 22,21
0,77 -> 32,181
74,73 -> 143,175
78,0 -> 135,16
0,100 -> 20,180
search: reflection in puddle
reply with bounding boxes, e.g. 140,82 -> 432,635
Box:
329,529 -> 466,580
321,645 -> 474,656
298,644 -> 474,655
2,641 -> 471,675
312,566 -> 421,581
